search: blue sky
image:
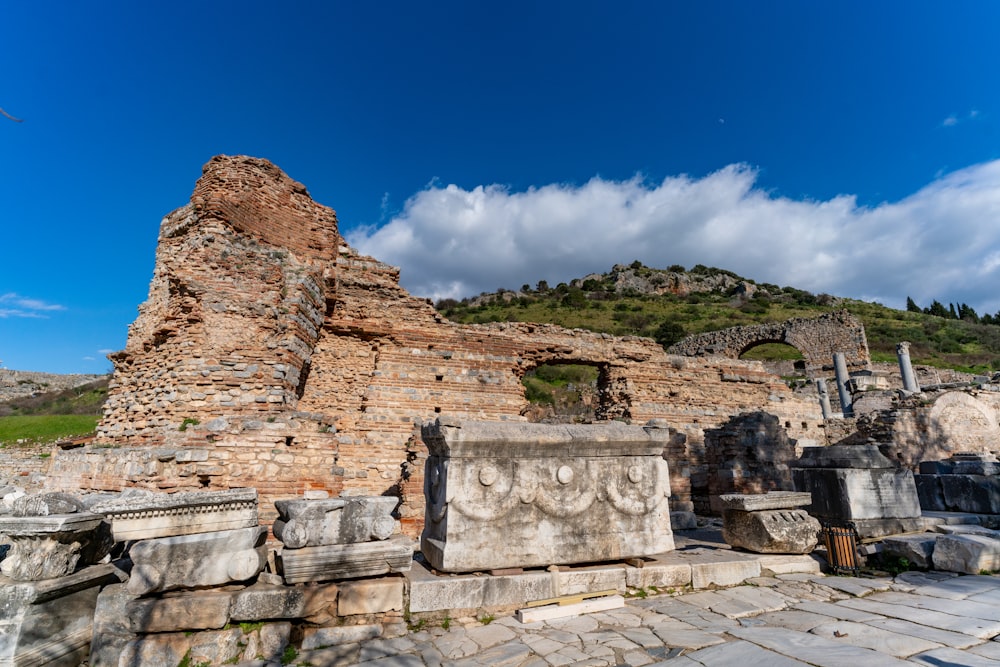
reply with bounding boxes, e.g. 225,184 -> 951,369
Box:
3,1 -> 1000,374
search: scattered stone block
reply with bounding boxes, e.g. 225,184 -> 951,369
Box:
337,576 -> 404,615
90,582 -> 136,667
881,534 -> 938,569
273,496 -> 397,548
89,487 -> 258,541
718,491 -> 812,512
515,594 -> 625,623
230,582 -> 310,621
932,534 -> 1000,574
722,507 -> 820,554
127,525 -> 267,595
127,590 -> 234,633
278,534 -> 412,584
420,419 -> 674,572
670,510 -> 698,530
301,624 -> 382,649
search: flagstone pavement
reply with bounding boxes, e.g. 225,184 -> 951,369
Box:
274,569 -> 1000,667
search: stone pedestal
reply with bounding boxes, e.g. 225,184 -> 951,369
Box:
792,444 -> 923,539
720,492 -> 820,554
420,419 -> 674,573
916,452 -> 1000,515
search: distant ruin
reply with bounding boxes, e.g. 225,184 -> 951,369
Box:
42,155 -> 832,531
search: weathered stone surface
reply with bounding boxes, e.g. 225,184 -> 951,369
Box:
127,525 -> 267,595
337,576 -> 404,615
273,495 -> 397,548
10,492 -> 83,517
89,487 -> 258,541
719,492 -> 813,512
279,534 -> 413,583
301,624 -> 382,649
0,563 -> 123,667
0,513 -> 111,581
420,419 -> 674,572
127,590 -> 234,632
230,582 -> 310,621
932,534 -> 1000,574
722,508 -> 820,554
792,445 -> 921,538
89,582 -> 136,667
881,534 -> 938,569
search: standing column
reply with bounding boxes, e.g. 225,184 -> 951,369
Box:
896,341 -> 919,393
833,352 -> 854,417
816,378 -> 832,419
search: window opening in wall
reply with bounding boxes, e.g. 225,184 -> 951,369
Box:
435,375 -> 443,382
285,436 -> 295,447
521,362 -> 600,423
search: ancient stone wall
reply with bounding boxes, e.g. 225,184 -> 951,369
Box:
54,156 -> 827,535
668,311 -> 870,374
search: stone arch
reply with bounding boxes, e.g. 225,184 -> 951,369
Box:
668,310 -> 870,374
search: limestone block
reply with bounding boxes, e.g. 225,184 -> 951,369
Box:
278,534 -> 413,584
301,624 -> 382,649
939,475 -> 1000,514
420,419 -> 674,573
90,583 -> 136,667
406,559 -> 554,613
119,628 -> 247,667
273,496 -> 397,548
691,557 -> 761,589
337,576 -> 404,615
127,590 -> 234,632
718,491 -> 812,512
914,474 -> 945,511
89,487 -> 258,541
0,513 -> 111,581
722,508 -> 820,554
230,582 -> 311,620
127,525 -> 268,595
881,533 -> 938,569
932,534 -> 1000,574
11,492 -> 84,516
0,563 -> 122,667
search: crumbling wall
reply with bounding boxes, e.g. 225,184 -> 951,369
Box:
52,155 -> 827,535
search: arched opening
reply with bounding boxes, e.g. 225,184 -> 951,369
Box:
520,362 -> 601,423
739,341 -> 806,378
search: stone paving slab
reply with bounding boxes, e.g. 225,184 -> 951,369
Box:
807,575 -> 892,597
867,589 -> 1000,621
679,638 -> 812,666
864,616 -> 984,649
908,647 -> 1000,666
808,619 -> 942,657
729,625 -> 913,666
907,573 -> 1000,600
837,597 -> 1000,638
791,599 -> 885,622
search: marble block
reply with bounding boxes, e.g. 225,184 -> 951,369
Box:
0,513 -> 111,581
89,488 -> 258,542
420,419 -> 675,573
127,525 -> 268,595
718,491 -> 812,512
278,535 -> 413,584
722,508 -> 820,554
272,496 -> 397,548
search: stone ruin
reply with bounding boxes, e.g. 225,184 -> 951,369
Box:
38,154 -> 839,532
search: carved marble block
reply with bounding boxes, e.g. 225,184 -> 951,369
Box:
420,419 -> 675,573
0,514 -> 111,581
273,496 -> 396,548
89,488 -> 259,542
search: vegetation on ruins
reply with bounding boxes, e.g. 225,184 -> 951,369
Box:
436,262 -> 1000,376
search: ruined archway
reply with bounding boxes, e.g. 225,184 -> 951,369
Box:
668,310 -> 870,375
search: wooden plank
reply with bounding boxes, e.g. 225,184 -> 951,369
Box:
516,594 -> 625,623
524,589 -> 619,608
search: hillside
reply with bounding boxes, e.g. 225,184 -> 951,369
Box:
436,262 -> 1000,374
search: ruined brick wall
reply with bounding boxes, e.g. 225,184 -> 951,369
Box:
668,310 -> 870,374
56,156 -> 827,535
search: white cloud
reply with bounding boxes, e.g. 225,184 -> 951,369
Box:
943,109 -> 982,127
0,293 -> 66,318
348,160 -> 1000,317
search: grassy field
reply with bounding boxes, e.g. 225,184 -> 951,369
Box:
0,414 -> 100,446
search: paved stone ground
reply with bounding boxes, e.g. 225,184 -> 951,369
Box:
274,570 -> 1000,667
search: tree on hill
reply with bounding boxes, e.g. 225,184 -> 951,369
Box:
906,296 -> 921,313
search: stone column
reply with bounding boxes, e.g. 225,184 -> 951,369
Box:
816,378 -> 832,419
896,341 -> 919,393
833,352 -> 853,417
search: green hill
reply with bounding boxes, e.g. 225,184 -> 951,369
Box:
0,377 -> 108,445
436,262 -> 1000,374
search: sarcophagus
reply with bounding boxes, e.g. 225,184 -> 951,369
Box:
420,419 -> 674,572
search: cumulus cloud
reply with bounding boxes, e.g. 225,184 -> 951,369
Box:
0,293 -> 66,318
943,109 -> 982,127
348,161 -> 1000,316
